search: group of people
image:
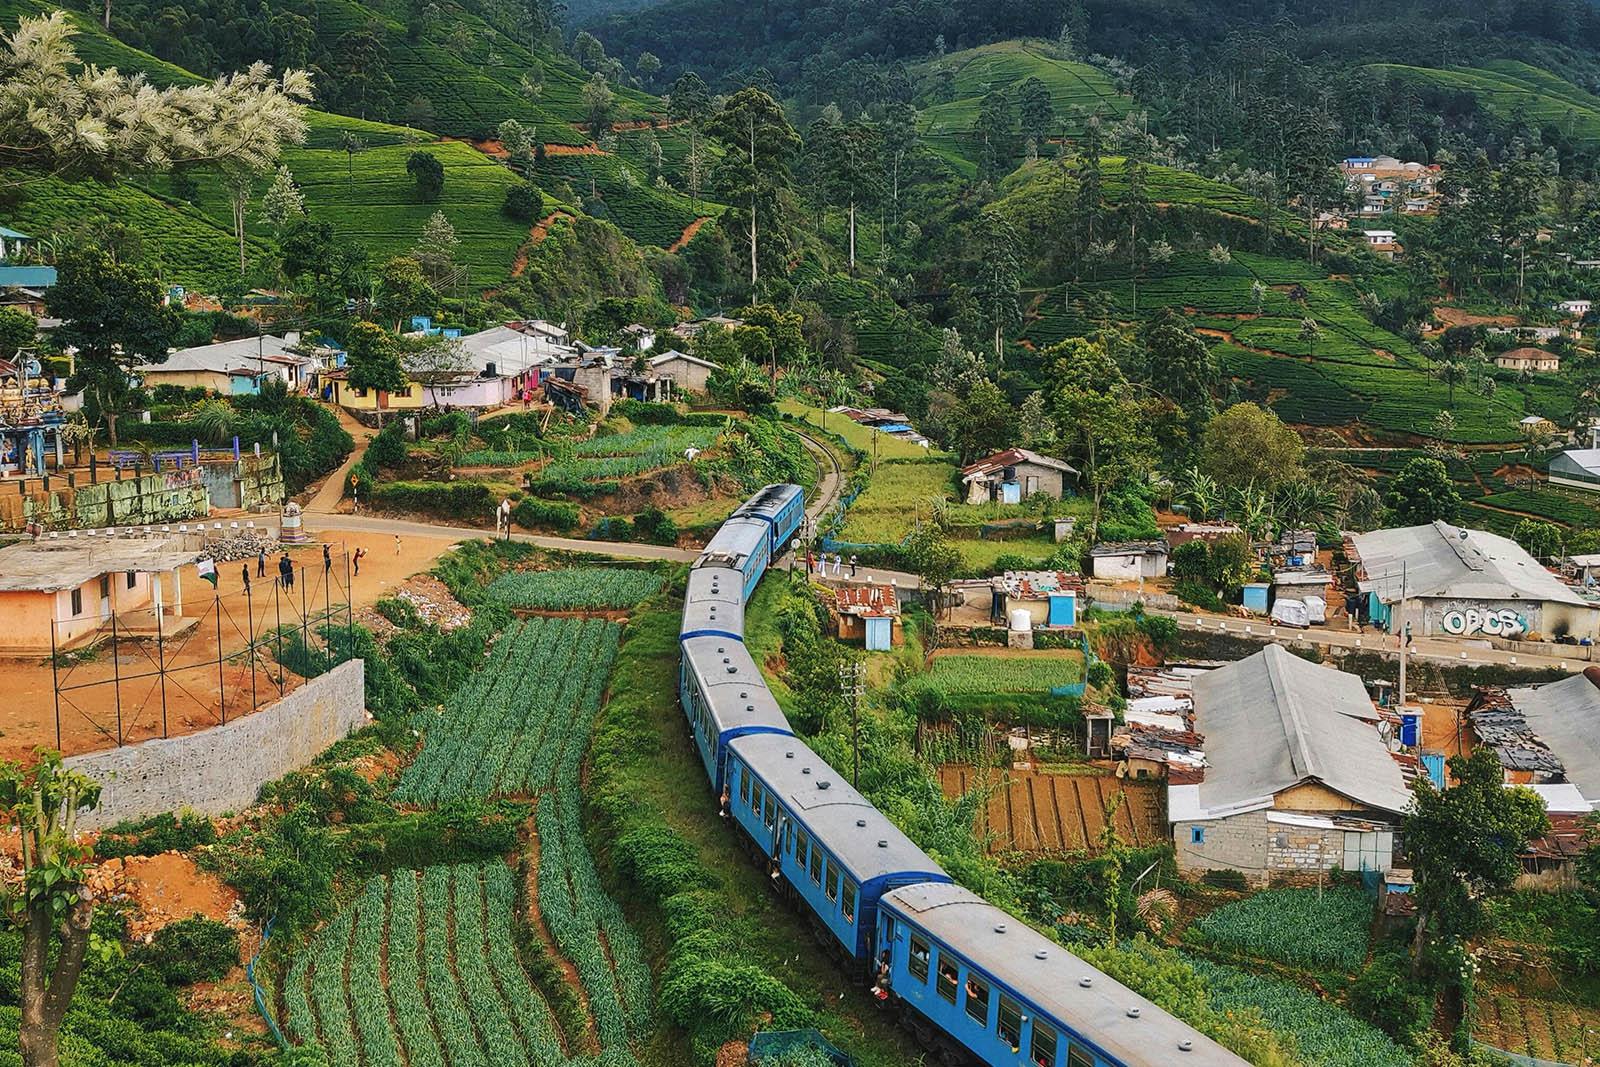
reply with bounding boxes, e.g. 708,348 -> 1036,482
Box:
235,538 -> 391,592
810,552 -> 859,578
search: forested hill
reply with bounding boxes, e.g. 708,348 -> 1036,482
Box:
588,0 -> 1600,111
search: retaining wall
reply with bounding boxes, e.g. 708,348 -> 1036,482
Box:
66,658 -> 366,829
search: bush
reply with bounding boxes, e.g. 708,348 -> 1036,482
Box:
1347,950 -> 1433,1042
374,596 -> 423,629
633,505 -> 678,545
503,181 -> 543,222
1171,539 -> 1212,581
1174,578 -> 1225,612
370,480 -> 493,519
365,424 -> 409,470
138,918 -> 239,985
94,811 -> 217,859
1086,659 -> 1115,690
512,497 -> 579,531
1202,868 -> 1249,891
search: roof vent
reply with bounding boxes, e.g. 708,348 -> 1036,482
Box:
726,667 -> 737,675
1178,1040 -> 1193,1052
818,781 -> 831,790
739,692 -> 748,699
785,751 -> 795,759
1035,950 -> 1049,960
801,767 -> 812,775
877,840 -> 888,848
1078,976 -> 1092,988
716,646 -> 725,653
746,705 -> 755,712
994,923 -> 1007,934
1127,1007 -> 1142,1019
856,819 -> 867,827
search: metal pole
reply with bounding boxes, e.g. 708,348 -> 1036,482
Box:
109,607 -> 123,745
274,575 -> 285,696
300,563 -> 309,671
216,596 -> 226,725
49,617 -> 60,751
246,579 -> 257,712
1398,561 -> 1409,707
345,546 -> 353,654
323,555 -> 331,666
156,580 -> 168,738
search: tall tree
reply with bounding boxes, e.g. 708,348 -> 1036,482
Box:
1434,359 -> 1468,408
582,72 -> 615,139
704,88 -> 801,290
1,13 -> 311,188
344,321 -> 408,393
1199,402 -> 1304,490
880,102 -> 918,234
46,249 -> 179,446
975,91 -> 1016,180
818,120 -> 882,273
971,208 -> 1022,364
1141,310 -> 1218,436
2,751 -> 103,1067
1385,457 -> 1461,525
1076,115 -> 1105,253
1018,76 -> 1055,148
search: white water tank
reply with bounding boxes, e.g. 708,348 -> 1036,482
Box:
1008,608 -> 1032,632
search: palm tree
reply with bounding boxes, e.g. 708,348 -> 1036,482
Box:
1434,360 -> 1468,408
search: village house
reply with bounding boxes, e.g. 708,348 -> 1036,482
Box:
1090,541 -> 1169,581
1550,449 -> 1600,493
0,226 -> 57,294
1489,324 -> 1564,345
1495,347 -> 1562,373
982,569 -> 1084,629
138,335 -> 322,396
670,314 -> 744,341
1165,522 -> 1245,548
960,447 -> 1078,504
1171,645 -> 1411,884
1556,299 -> 1593,319
1351,521 -> 1600,642
1361,229 -> 1402,259
621,323 -> 657,352
833,582 -> 901,650
1312,212 -> 1348,231
647,349 -> 720,394
0,536 -> 203,654
1523,414 -> 1559,438
323,370 -> 427,413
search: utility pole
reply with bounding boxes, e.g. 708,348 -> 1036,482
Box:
1397,561 -> 1410,708
839,660 -> 865,788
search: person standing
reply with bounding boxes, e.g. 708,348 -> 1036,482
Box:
278,552 -> 294,590
353,547 -> 365,576
257,547 -> 266,578
850,554 -> 858,577
394,534 -> 402,556
323,543 -> 332,573
241,565 -> 251,593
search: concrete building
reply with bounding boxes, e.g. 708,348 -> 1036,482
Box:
984,569 -> 1084,628
0,537 -> 203,654
139,335 -> 320,395
834,582 -> 900,650
1352,521 -> 1600,642
1495,347 -> 1562,373
1166,522 -> 1244,549
1090,541 -> 1169,581
960,448 -> 1078,504
1171,645 -> 1410,883
1550,449 -> 1600,492
1361,229 -> 1402,259
648,350 -> 719,394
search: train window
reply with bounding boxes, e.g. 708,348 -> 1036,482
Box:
998,995 -> 1022,1052
825,859 -> 839,902
1030,1019 -> 1058,1067
841,880 -> 857,924
763,794 -> 776,828
935,958 -> 958,1004
795,828 -> 809,862
751,782 -> 763,812
808,845 -> 822,885
1067,1044 -> 1093,1067
908,934 -> 930,982
964,973 -> 989,1025
739,769 -> 750,806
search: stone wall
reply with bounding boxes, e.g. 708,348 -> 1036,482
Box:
0,469 -> 211,532
66,659 -> 365,829
1174,809 -> 1271,884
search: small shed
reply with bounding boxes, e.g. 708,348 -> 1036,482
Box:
1241,582 -> 1271,615
834,582 -> 900,650
989,570 -> 1084,628
1089,541 -> 1169,581
960,448 -> 1078,504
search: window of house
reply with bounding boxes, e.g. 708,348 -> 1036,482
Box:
998,996 -> 1022,1052
1191,826 -> 1205,845
908,934 -> 930,982
964,973 -> 990,1025
98,575 -> 110,599
936,958 -> 959,1004
841,879 -> 857,924
126,571 -> 137,589
808,845 -> 822,885
70,588 -> 82,616
825,859 -> 839,902
1031,1020 -> 1058,1067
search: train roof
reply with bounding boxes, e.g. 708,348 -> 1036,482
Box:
696,516 -> 769,569
682,567 -> 744,636
729,732 -> 946,885
682,641 -> 791,736
880,883 -> 1248,1066
734,483 -> 803,519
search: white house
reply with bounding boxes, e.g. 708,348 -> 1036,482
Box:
1090,541 -> 1170,581
1556,299 -> 1593,318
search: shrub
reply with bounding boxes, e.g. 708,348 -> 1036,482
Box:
94,811 -> 217,859
139,918 -> 239,985
503,181 -> 543,222
1174,578 -> 1225,612
634,505 -> 678,545
1347,950 -> 1433,1042
365,424 -> 409,470
370,480 -> 493,518
512,498 -> 579,531
1086,659 -> 1115,690
1171,539 -> 1212,581
374,596 -> 423,629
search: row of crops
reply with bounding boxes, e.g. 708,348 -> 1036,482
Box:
902,653 -> 1084,698
284,864 -> 568,1067
1187,887 -> 1373,972
485,567 -> 665,610
395,616 -> 620,803
573,425 -> 722,457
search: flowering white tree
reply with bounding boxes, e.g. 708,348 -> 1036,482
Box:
1,12 -> 312,187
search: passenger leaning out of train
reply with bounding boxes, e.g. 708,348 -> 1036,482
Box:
871,951 -> 891,1001
719,785 -> 730,820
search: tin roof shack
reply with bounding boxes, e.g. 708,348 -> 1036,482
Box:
1466,673 -> 1600,887
1550,449 -> 1600,493
1114,665 -> 1208,782
1166,522 -> 1244,548
833,582 -> 900,650
1352,521 -> 1600,642
1171,645 -> 1411,885
0,537 -> 201,654
987,569 -> 1085,629
960,448 -> 1078,504
1090,540 -> 1169,581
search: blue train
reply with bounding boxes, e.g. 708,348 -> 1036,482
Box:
680,486 -> 1247,1067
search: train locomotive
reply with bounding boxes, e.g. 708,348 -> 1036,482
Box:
680,485 -> 1247,1067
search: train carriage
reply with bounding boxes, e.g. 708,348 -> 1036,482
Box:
681,566 -> 746,641
696,516 -> 773,601
733,483 -> 805,555
877,883 -> 1245,1067
725,733 -> 950,964
680,637 -> 792,791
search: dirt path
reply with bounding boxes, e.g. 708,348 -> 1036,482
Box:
542,143 -> 607,156
512,212 -> 575,277
667,216 -> 712,253
305,406 -> 376,514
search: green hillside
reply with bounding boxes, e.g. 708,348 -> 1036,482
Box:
1367,60 -> 1600,140
911,41 -> 1130,172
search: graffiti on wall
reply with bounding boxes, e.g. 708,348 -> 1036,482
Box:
1440,607 -> 1527,638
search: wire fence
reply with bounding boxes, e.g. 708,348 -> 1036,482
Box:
50,550 -> 354,750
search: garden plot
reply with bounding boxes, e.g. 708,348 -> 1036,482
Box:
485,567 -> 665,611
539,425 -> 723,483
1189,887 -> 1373,971
905,651 -> 1084,698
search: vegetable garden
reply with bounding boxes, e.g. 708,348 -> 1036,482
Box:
484,567 -> 666,610
1188,887 -> 1373,971
904,651 -> 1084,698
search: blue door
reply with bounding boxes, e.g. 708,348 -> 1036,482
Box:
865,616 -> 891,651
1047,594 -> 1075,627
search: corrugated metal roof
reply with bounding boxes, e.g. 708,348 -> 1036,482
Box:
1505,672 -> 1600,801
1192,644 -> 1411,815
0,265 -> 58,288
1353,521 -> 1591,607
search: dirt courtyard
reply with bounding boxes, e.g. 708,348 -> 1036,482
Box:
0,527 -> 457,762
